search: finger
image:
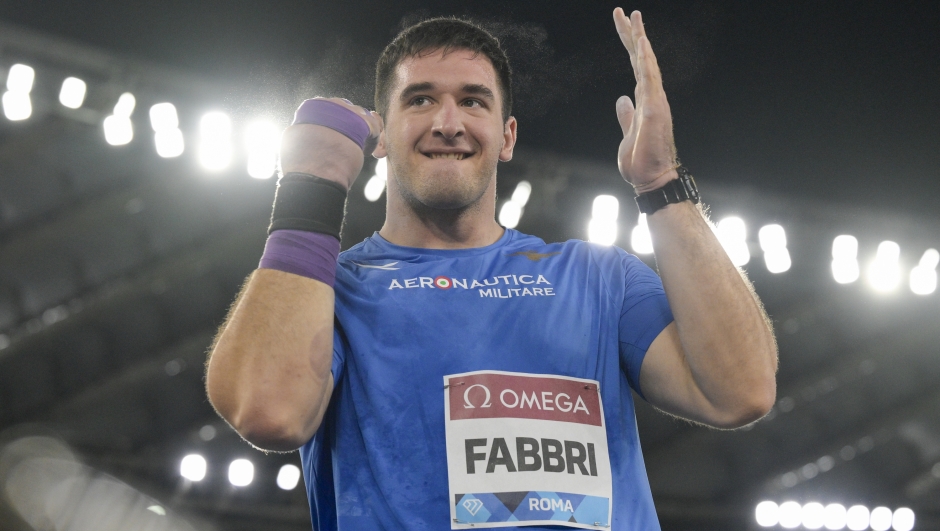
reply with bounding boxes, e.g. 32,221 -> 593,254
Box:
615,95 -> 635,136
637,36 -> 665,97
613,8 -> 638,68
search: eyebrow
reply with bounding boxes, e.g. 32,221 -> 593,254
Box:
398,82 -> 497,103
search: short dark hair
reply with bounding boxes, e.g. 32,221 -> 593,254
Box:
374,17 -> 513,122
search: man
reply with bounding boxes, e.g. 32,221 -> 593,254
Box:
206,8 -> 777,531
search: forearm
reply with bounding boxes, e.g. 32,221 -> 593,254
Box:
207,268 -> 335,451
647,200 -> 777,421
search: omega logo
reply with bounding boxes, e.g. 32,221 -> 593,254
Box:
463,384 -> 492,408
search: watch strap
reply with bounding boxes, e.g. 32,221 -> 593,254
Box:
635,167 -> 700,215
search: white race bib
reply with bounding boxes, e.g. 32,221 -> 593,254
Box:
444,370 -> 612,529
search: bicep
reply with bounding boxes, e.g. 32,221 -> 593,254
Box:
638,322 -> 722,425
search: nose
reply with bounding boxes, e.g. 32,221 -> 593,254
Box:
431,98 -> 465,141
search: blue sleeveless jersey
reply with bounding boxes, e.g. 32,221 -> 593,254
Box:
300,229 -> 673,530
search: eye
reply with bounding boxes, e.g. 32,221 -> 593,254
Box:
462,99 -> 484,108
410,96 -> 431,106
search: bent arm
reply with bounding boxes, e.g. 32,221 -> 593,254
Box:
206,113 -> 372,451
639,200 -> 777,428
206,269 -> 336,450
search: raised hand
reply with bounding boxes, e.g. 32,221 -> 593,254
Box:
279,97 -> 383,190
613,9 -> 679,194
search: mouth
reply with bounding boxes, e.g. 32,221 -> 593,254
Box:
423,152 -> 472,160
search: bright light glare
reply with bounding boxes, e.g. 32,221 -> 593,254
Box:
364,175 -> 387,202
244,119 -> 280,179
824,504 -> 847,530
910,249 -> 938,295
832,235 -> 860,284
276,464 -> 301,490
758,224 -> 790,273
588,218 -> 617,246
920,248 -> 940,269
150,103 -> 180,131
631,213 -> 653,254
832,235 -> 859,260
511,180 -> 532,206
589,195 -> 619,246
114,92 -> 136,117
717,216 -> 750,266
846,505 -> 870,531
499,200 -> 522,229
6,64 -> 35,93
155,129 -> 184,158
364,158 -> 389,201
802,502 -> 826,529
755,501 -> 779,527
374,157 -> 388,180
59,77 -> 87,109
870,507 -> 892,531
779,501 -> 802,529
868,241 -> 901,292
103,115 -> 134,146
198,111 -> 233,171
892,507 -> 915,531
180,454 -> 207,481
592,195 -> 619,221
2,91 -> 31,121
228,458 -> 254,487
758,224 -> 786,250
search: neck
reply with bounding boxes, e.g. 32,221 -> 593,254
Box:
379,179 -> 504,249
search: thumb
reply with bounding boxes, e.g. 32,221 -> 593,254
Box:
616,95 -> 635,135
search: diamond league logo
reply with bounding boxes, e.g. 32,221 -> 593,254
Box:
462,498 -> 484,516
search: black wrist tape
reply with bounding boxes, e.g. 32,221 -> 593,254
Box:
269,173 -> 348,239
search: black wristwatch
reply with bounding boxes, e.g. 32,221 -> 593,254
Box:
634,166 -> 700,215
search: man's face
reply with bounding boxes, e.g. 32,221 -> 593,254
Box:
374,49 -> 517,212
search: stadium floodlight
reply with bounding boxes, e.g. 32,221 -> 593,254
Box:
846,505 -> 870,531
910,248 -> 938,295
755,501 -> 779,527
150,103 -> 180,131
198,111 -> 233,171
5,64 -> 35,93
892,508 -> 915,531
867,241 -> 901,292
779,501 -> 802,529
631,213 -> 654,254
244,119 -> 280,179
276,464 -> 301,490
180,454 -> 207,482
824,503 -> 847,530
870,507 -> 892,531
497,181 -> 533,228
511,180 -> 532,206
802,502 -> 826,529
103,115 -> 133,146
59,77 -> 87,109
113,92 -> 136,117
228,459 -> 254,487
759,224 -> 791,273
155,129 -> 184,158
2,91 -> 32,121
717,216 -> 750,266
588,195 -> 619,246
499,200 -> 522,229
832,235 -> 860,284
592,195 -> 619,221
364,175 -> 386,202
363,158 -> 388,201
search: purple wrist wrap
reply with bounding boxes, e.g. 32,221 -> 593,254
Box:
259,230 -> 340,287
292,99 -> 370,151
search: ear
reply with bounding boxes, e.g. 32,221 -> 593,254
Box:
499,116 -> 518,162
371,114 -> 388,158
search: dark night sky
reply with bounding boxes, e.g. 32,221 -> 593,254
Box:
2,0 -> 939,217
